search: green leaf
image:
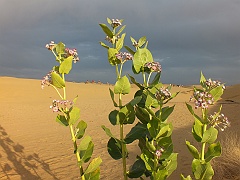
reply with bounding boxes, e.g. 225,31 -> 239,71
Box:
135,106 -> 150,124
186,141 -> 200,159
56,115 -> 69,126
107,137 -> 123,160
124,123 -> 147,144
130,36 -> 137,44
101,125 -> 115,138
51,71 -> 65,88
109,88 -> 118,107
133,48 -> 153,73
147,119 -> 159,138
73,95 -> 78,105
158,137 -> 173,159
83,167 -> 100,180
192,159 -> 214,180
128,74 -> 143,89
161,105 -> 175,122
129,95 -> 142,106
192,119 -> 204,142
140,152 -> 154,171
145,93 -> 158,108
210,86 -> 223,102
124,45 -> 135,55
114,75 -> 131,95
99,41 -> 110,49
156,124 -> 170,139
205,142 -> 221,162
99,23 -> 113,37
118,104 -> 135,124
84,157 -> 102,174
76,120 -> 87,139
146,140 -> 156,153
59,56 -> 73,74
127,158 -> 146,178
138,36 -> 147,47
108,48 -> 120,65
116,33 -> 126,51
107,17 -> 112,25
201,127 -> 218,144
69,107 -> 80,125
181,174 -> 192,180
186,103 -> 202,122
55,42 -> 65,55
108,110 -> 119,125
155,169 -> 168,180
200,71 -> 206,88
164,153 -> 178,177
116,25 -> 126,36
78,136 -> 94,165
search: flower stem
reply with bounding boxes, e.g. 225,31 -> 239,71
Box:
142,72 -> 146,87
62,73 -> 66,100
119,93 -> 127,180
201,124 -> 207,161
147,72 -> 153,87
50,84 -> 63,99
116,65 -> 120,80
70,124 -> 84,177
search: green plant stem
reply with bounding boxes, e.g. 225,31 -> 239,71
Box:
201,124 -> 207,161
120,124 -> 127,180
70,124 -> 84,177
146,72 -> 153,87
62,73 -> 66,99
50,84 -> 64,99
61,73 -> 84,178
119,63 -> 124,78
116,65 -> 120,79
142,72 -> 146,87
119,93 -> 127,180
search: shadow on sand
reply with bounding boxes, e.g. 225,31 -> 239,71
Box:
0,125 -> 59,180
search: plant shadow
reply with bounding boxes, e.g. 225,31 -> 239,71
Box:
0,125 -> 59,180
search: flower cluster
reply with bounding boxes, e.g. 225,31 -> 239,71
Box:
111,19 -> 122,28
45,41 -> 55,50
155,87 -> 171,101
208,112 -> 230,131
46,41 -> 79,63
115,52 -> 133,62
50,99 -> 73,112
65,48 -> 80,63
190,90 -> 214,109
41,70 -> 53,89
155,148 -> 164,159
144,62 -> 162,72
205,79 -> 225,90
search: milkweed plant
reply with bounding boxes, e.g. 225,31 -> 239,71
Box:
41,41 -> 102,179
99,18 -> 178,180
181,72 -> 230,180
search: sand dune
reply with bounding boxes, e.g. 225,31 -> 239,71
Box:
0,77 -> 239,179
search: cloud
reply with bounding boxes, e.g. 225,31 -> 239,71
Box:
0,0 -> 239,85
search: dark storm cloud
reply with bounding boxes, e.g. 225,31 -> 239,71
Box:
0,0 -> 239,85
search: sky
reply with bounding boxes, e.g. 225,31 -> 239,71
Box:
0,0 -> 240,85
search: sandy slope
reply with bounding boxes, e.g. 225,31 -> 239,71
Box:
0,77 -> 239,180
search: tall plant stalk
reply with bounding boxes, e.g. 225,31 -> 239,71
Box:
42,41 -> 102,179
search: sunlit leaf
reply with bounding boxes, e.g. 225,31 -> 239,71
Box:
59,56 -> 73,74
51,71 -> 65,88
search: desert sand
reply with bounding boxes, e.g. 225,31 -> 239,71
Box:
0,77 -> 239,180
